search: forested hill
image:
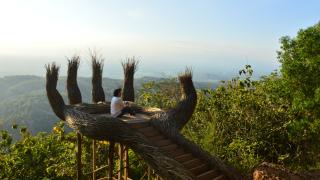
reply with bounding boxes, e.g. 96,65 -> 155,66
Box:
0,75 -> 216,135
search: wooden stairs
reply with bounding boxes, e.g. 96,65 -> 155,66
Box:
127,120 -> 228,180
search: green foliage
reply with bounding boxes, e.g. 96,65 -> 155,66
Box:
0,123 -> 76,179
276,22 -> 320,169
0,122 -> 148,179
186,69 -> 298,172
127,149 -> 148,178
279,22 -> 320,97
278,22 -> 320,119
183,66 -> 285,172
137,78 -> 180,109
138,63 -> 320,173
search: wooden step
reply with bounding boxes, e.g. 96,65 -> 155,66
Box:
139,127 -> 160,137
161,144 -> 178,151
189,164 -> 209,175
144,131 -> 161,137
154,139 -> 172,147
182,159 -> 202,169
148,135 -> 166,141
175,153 -> 194,162
197,169 -> 219,180
213,175 -> 225,180
168,148 -> 185,157
137,126 -> 154,133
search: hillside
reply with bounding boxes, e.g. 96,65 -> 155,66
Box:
0,75 -> 216,135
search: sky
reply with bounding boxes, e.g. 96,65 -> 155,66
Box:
0,0 -> 319,80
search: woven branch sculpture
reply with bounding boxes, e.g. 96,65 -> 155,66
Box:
45,59 -> 243,180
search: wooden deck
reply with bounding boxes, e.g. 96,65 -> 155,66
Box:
95,112 -> 228,180
97,113 -> 152,123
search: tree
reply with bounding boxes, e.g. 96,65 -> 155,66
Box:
278,22 -> 320,98
277,22 -> 320,170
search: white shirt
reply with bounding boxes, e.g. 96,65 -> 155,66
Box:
110,96 -> 124,117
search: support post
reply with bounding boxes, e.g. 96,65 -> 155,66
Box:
124,147 -> 128,180
118,144 -> 124,180
147,167 -> 152,180
93,140 -> 96,180
77,133 -> 82,180
108,142 -> 115,179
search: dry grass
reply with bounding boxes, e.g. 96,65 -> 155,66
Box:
45,62 -> 60,88
90,50 -> 105,103
178,67 -> 193,83
121,56 -> 139,74
67,55 -> 80,75
67,55 -> 82,104
121,57 -> 139,101
91,50 -> 104,77
45,62 -> 66,120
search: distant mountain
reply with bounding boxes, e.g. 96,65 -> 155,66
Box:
0,75 -> 217,136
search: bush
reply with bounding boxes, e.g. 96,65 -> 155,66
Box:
0,123 -> 76,179
0,122 -> 148,179
138,64 -> 320,173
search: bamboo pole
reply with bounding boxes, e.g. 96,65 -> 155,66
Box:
93,140 -> 96,180
147,167 -> 152,180
124,147 -> 128,180
139,172 -> 147,180
108,142 -> 115,179
118,144 -> 124,180
77,133 -> 82,180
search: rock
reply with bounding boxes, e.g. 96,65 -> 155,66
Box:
252,162 -> 320,180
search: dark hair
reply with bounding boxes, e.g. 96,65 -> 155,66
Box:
113,88 -> 122,97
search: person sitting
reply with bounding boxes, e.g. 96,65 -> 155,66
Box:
110,88 -> 135,118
